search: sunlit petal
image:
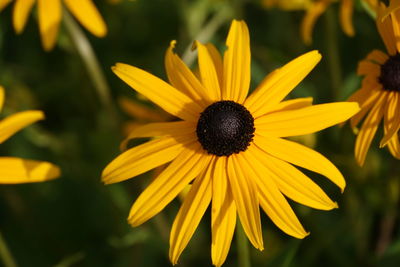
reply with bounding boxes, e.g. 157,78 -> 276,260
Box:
0,157 -> 60,184
38,0 -> 62,51
0,110 -> 44,144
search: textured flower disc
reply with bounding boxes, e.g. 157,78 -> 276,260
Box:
380,53 -> 400,92
196,100 -> 255,156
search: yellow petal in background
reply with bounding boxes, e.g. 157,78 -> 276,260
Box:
211,157 -> 236,267
255,102 -> 360,137
254,135 -> 346,191
381,92 -> 400,147
128,143 -> 211,227
355,92 -> 387,166
12,0 -> 36,34
63,0 -> 107,37
112,63 -> 202,122
0,157 -> 60,184
0,85 -> 4,111
0,110 -> 44,144
0,0 -> 13,12
300,0 -> 331,45
244,51 -> 321,118
339,0 -> 355,37
38,0 -> 62,51
227,154 -> 263,250
169,157 -> 214,265
223,20 -> 251,103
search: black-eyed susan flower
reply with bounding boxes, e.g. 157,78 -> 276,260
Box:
102,20 -> 359,266
0,86 -> 60,184
0,0 -> 107,51
346,1 -> 400,165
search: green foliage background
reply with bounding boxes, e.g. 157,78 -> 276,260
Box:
0,0 -> 399,266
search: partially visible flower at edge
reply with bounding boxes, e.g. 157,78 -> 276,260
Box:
0,86 -> 60,184
102,20 -> 359,266
0,0 -> 107,51
346,0 -> 400,166
263,0 -> 379,44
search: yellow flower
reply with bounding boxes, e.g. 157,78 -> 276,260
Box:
264,0 -> 378,44
346,2 -> 400,166
0,0 -> 107,51
102,20 -> 359,266
0,86 -> 60,184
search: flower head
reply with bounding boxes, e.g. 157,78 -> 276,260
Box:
0,0 -> 107,51
0,86 -> 60,184
346,1 -> 400,165
102,20 -> 359,266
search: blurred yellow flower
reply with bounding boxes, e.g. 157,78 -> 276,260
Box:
263,0 -> 378,44
0,0 -> 107,51
102,20 -> 359,266
346,1 -> 400,166
0,86 -> 60,184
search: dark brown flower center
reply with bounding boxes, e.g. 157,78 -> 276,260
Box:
196,100 -> 255,156
379,53 -> 400,92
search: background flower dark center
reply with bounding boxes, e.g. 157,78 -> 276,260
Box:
196,100 -> 255,156
379,53 -> 400,92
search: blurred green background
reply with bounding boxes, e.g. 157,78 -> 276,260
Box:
0,0 -> 399,266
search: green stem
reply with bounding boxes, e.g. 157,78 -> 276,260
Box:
0,231 -> 17,267
236,221 -> 251,267
324,7 -> 342,100
63,10 -> 118,124
181,4 -> 233,66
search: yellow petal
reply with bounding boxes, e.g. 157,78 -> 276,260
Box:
339,0 -> 354,37
112,63 -> 202,122
128,143 -> 211,226
0,110 -> 44,144
381,92 -> 400,147
255,102 -> 359,137
349,86 -> 382,129
251,145 -> 337,210
355,92 -> 387,166
0,0 -> 13,12
102,136 -> 192,184
366,49 -> 389,64
390,7 -> 400,52
244,51 -> 321,118
227,154 -> 263,250
254,134 -> 346,191
195,41 -> 221,101
222,20 -> 251,103
300,0 -> 330,45
266,97 -> 313,114
205,43 -> 223,89
357,60 -> 381,76
377,4 -> 397,55
38,0 -> 61,51
120,121 -> 196,150
0,157 -> 60,184
118,96 -> 170,122
211,157 -> 236,267
63,0 -> 107,37
243,146 -> 308,238
0,85 -> 4,112
164,40 -> 209,106
169,157 -> 214,265
386,129 -> 400,159
12,0 -> 36,34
